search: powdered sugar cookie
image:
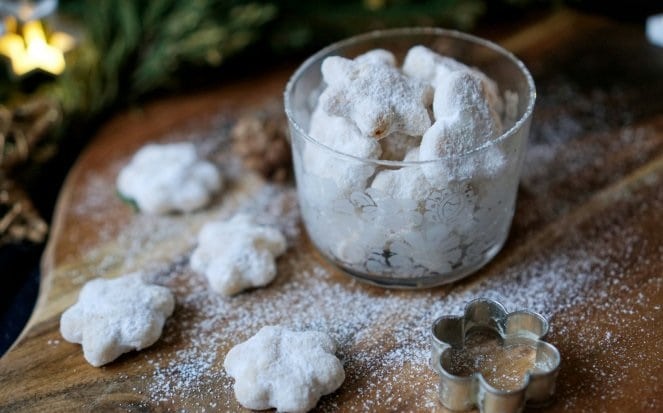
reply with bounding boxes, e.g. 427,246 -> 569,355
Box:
404,45 -> 504,116
354,48 -> 396,66
304,104 -> 382,192
420,70 -> 504,184
432,69 -> 503,134
402,44 -> 468,83
59,273 -> 175,367
224,326 -> 344,413
320,55 -> 432,139
117,142 -> 222,214
190,213 -> 287,296
370,148 -> 433,200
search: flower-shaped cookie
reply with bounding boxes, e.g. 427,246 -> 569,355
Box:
117,142 -> 222,214
319,55 -> 432,139
402,45 -> 503,115
224,325 -> 345,413
402,44 -> 468,83
354,48 -> 396,66
190,213 -> 287,296
370,148 -> 433,200
60,273 -> 175,367
430,298 -> 560,413
305,104 -> 382,192
420,70 -> 504,185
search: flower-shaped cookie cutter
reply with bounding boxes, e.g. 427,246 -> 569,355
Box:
430,298 -> 561,413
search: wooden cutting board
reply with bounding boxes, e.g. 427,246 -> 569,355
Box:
1,9 -> 662,412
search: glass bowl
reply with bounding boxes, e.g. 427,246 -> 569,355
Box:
284,27 -> 535,288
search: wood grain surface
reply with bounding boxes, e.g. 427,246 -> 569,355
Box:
1,9 -> 662,412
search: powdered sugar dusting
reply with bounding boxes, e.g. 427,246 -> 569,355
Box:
134,169 -> 661,410
58,105 -> 663,410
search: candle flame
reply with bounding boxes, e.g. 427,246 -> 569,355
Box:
0,16 -> 74,76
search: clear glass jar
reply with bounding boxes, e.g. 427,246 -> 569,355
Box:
284,28 -> 535,288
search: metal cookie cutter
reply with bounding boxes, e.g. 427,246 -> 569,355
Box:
430,298 -> 561,413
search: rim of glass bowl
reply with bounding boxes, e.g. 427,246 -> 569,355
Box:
283,27 -> 536,167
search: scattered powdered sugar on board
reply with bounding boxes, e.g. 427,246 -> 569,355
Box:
62,106 -> 662,410
133,170 -> 661,411
510,78 -> 663,272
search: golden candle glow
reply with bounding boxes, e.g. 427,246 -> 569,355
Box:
0,16 -> 74,76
